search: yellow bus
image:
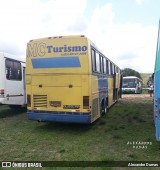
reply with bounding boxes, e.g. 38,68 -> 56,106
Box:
26,35 -> 121,123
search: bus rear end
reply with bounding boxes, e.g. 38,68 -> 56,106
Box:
26,36 -> 92,123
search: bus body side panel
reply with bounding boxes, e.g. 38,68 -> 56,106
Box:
154,70 -> 160,141
154,21 -> 160,141
0,54 -> 5,104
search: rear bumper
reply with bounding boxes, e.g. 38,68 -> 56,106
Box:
27,110 -> 92,124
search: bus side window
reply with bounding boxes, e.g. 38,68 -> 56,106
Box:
14,61 -> 22,80
100,55 -> 104,73
103,57 -> 106,74
91,49 -> 96,72
6,59 -> 12,80
5,59 -> 22,81
106,60 -> 109,74
6,68 -> 10,79
110,62 -> 113,75
116,67 -> 118,73
96,52 -> 100,72
108,61 -> 111,75
112,64 -> 115,75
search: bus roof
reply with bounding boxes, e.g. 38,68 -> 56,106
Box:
0,52 -> 25,63
123,76 -> 142,81
29,35 -> 87,42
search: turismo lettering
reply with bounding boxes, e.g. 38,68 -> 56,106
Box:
27,43 -> 87,57
47,45 -> 87,53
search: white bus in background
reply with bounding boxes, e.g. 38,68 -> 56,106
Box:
0,52 -> 26,107
122,76 -> 143,94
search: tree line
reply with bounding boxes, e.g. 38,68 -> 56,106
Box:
121,68 -> 142,80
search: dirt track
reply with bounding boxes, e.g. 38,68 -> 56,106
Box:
122,94 -> 153,99
121,94 -> 153,103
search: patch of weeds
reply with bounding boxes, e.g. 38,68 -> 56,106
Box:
138,118 -> 146,123
113,135 -> 123,140
105,128 -> 111,133
128,154 -> 137,159
119,125 -> 126,129
127,116 -> 133,123
133,115 -> 139,121
105,125 -> 115,132
101,156 -> 115,161
98,119 -> 106,126
123,108 -> 128,113
135,111 -> 139,114
113,126 -> 119,130
59,149 -> 65,153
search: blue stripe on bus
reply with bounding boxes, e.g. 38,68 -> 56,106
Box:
154,70 -> 160,141
27,111 -> 91,124
31,56 -> 81,68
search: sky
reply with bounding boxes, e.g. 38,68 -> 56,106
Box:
0,0 -> 159,73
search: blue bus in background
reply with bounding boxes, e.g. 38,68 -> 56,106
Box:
154,20 -> 160,141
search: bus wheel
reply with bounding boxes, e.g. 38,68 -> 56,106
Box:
101,100 -> 107,116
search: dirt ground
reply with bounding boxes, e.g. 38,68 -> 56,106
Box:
121,94 -> 154,103
122,94 -> 153,99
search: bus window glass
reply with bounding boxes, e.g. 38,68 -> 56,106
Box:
122,79 -> 136,88
116,67 -> 118,73
5,59 -> 22,81
108,61 -> 111,75
106,60 -> 109,74
112,64 -> 115,75
110,62 -> 113,75
91,49 -> 96,72
96,52 -> 100,72
100,55 -> 103,73
103,57 -> 106,74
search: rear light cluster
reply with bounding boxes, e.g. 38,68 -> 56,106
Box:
83,96 -> 89,109
0,89 -> 4,95
27,94 -> 31,107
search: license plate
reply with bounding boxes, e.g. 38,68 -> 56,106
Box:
50,101 -> 61,107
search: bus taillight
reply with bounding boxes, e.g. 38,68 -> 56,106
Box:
27,94 -> 31,107
0,89 -> 4,94
83,96 -> 89,109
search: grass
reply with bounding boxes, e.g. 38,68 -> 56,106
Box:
0,95 -> 160,169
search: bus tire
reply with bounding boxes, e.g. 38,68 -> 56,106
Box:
101,99 -> 107,116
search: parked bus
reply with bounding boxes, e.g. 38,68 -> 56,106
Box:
122,76 -> 143,94
0,52 -> 26,107
26,35 -> 121,123
154,20 -> 160,141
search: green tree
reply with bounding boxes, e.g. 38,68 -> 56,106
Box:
121,68 -> 142,80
